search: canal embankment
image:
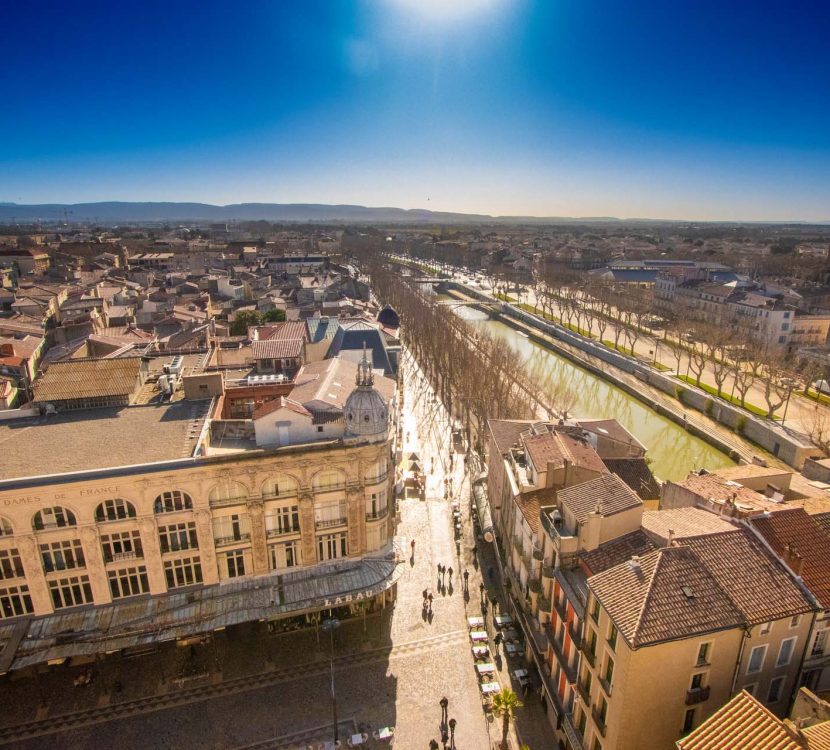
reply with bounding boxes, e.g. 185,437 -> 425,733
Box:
441,282 -> 814,471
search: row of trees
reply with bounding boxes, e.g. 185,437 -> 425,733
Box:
367,260 -> 576,452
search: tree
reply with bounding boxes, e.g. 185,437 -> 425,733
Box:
492,687 -> 524,749
262,308 -> 286,323
230,310 -> 262,336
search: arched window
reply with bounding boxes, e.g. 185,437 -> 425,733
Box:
95,499 -> 137,522
0,517 -> 13,537
33,506 -> 77,531
153,491 -> 193,514
261,476 -> 298,499
312,470 -> 346,492
208,481 -> 248,507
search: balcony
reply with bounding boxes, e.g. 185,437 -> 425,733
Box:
532,546 -> 544,561
315,517 -> 348,530
576,680 -> 591,705
686,686 -> 711,705
266,525 -> 301,539
111,551 -> 140,563
365,507 -> 389,522
579,641 -> 597,667
561,713 -> 585,750
364,471 -> 389,486
553,596 -> 568,622
214,532 -> 251,548
537,593 -> 551,613
512,535 -> 524,555
591,707 -> 608,737
568,621 -> 583,649
542,564 -> 554,579
528,577 -> 542,595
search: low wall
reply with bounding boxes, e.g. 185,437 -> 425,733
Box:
0,408 -> 39,422
448,282 -> 816,470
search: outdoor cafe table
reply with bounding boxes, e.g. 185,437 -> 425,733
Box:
476,662 -> 497,675
350,734 -> 366,746
480,680 -> 501,694
467,616 -> 485,629
502,628 -> 520,642
513,668 -> 530,685
470,630 -> 488,642
471,646 -> 490,660
378,727 -> 394,741
494,614 -> 514,628
505,642 -> 522,656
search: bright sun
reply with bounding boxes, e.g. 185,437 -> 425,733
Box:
390,0 -> 502,22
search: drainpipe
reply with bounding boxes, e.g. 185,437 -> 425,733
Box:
730,624 -> 752,696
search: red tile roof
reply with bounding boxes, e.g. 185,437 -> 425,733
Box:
750,507 -> 830,608
677,690 -> 803,750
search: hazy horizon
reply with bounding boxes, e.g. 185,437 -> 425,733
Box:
2,0 -> 829,222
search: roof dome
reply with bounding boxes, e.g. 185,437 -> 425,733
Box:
377,304 -> 400,329
344,350 -> 389,442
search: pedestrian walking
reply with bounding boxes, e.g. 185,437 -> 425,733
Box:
427,592 -> 434,609
448,566 -> 454,580
463,569 -> 469,589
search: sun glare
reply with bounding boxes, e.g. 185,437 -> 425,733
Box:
390,0 -> 503,22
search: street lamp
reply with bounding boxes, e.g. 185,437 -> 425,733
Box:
322,617 -> 341,743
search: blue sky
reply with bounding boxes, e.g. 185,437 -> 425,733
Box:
1,0 -> 829,220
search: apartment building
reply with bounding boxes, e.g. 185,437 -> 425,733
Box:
0,354 -> 398,673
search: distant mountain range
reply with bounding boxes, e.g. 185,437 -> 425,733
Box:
0,201 -> 826,225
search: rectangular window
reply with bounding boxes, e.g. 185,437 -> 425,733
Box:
265,505 -> 300,537
744,683 -> 757,697
158,522 -> 198,553
48,575 -> 93,609
603,657 -> 614,690
224,549 -> 246,578
790,615 -> 801,629
269,541 -> 300,570
314,501 -> 348,530
747,645 -> 768,674
682,709 -> 695,734
163,557 -> 203,589
101,530 -> 143,563
760,622 -> 772,635
812,630 -> 827,657
108,566 -> 149,599
317,532 -> 348,561
40,539 -> 85,573
0,549 -> 24,580
697,642 -> 711,666
212,514 -> 251,546
777,637 -> 797,667
607,623 -> 618,651
767,676 -> 785,703
591,598 -> 600,623
0,584 -> 33,618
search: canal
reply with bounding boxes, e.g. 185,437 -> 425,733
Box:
445,299 -> 735,481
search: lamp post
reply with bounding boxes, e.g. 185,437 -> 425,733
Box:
322,617 -> 341,743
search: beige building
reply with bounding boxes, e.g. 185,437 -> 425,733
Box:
0,354 -> 399,673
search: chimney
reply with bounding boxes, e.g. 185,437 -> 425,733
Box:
667,528 -> 675,547
784,543 -> 805,577
628,555 -> 641,572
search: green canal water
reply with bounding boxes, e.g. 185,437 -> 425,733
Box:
448,300 -> 735,481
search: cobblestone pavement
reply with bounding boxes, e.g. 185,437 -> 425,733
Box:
0,352 -> 556,750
